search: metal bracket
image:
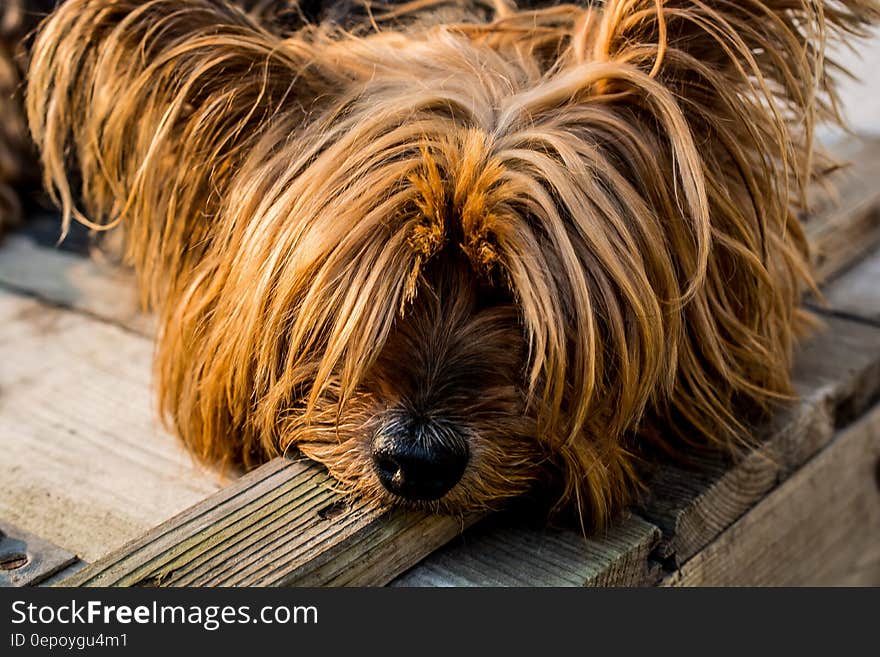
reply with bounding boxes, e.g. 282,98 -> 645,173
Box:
0,522 -> 78,587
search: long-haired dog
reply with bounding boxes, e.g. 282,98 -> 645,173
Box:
10,0 -> 880,527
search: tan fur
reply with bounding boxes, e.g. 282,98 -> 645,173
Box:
23,0 -> 880,526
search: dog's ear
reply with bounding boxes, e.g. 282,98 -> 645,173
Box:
581,0 -> 879,206
26,0 -> 341,306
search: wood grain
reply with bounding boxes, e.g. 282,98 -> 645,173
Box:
59,458 -> 483,586
819,250 -> 880,325
392,514 -> 660,587
0,233 -> 151,334
662,402 -> 880,586
0,289 -> 223,563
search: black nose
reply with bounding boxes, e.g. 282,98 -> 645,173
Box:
371,419 -> 469,501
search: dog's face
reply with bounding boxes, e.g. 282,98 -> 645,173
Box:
240,60 -> 569,511
203,32 -> 686,515
292,254 -> 542,511
29,0 -> 870,524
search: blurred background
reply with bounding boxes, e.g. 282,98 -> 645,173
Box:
824,26 -> 880,138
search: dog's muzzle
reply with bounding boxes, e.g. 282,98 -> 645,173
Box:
371,414 -> 469,501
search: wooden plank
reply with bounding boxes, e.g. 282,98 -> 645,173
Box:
0,522 -> 78,587
818,28 -> 880,146
639,252 -> 880,566
37,561 -> 88,587
661,402 -> 880,586
818,249 -> 880,325
639,386 -> 834,564
0,233 -> 151,335
59,458 -> 482,586
0,289 -> 222,563
391,514 -> 660,587
806,136 -> 880,283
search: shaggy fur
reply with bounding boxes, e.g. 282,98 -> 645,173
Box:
18,0 -> 880,526
0,0 -> 48,232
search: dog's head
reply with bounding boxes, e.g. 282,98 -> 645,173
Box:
28,0 -> 879,524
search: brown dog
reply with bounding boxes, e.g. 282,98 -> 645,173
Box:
13,0 -> 880,527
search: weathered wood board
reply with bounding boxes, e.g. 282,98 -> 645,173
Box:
639,314 -> 880,566
806,136 -> 880,283
661,402 -> 880,587
0,233 -> 151,335
0,289 -> 223,563
392,514 -> 660,587
819,250 -> 880,325
60,458 -> 483,587
821,26 -> 880,141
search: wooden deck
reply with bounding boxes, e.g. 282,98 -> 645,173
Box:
0,240 -> 223,574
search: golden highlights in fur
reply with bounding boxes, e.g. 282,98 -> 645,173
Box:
22,0 -> 880,526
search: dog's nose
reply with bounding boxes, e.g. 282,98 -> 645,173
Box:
371,422 -> 468,501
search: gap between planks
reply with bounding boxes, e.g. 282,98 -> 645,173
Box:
660,401 -> 880,586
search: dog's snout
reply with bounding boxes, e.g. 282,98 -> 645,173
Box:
371,419 -> 469,501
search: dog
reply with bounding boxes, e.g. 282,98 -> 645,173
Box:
9,0 -> 879,527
